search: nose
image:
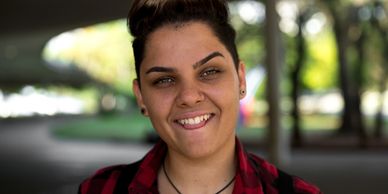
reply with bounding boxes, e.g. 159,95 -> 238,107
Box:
176,81 -> 205,107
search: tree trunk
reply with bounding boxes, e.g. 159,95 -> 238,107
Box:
374,81 -> 385,139
374,25 -> 388,139
353,28 -> 367,147
333,16 -> 353,133
326,2 -> 359,134
370,2 -> 388,139
291,12 -> 307,147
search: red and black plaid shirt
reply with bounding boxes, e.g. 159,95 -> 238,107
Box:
79,138 -> 322,194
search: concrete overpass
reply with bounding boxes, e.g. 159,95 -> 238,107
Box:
0,0 -> 131,89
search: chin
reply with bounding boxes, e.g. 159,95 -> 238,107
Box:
182,146 -> 216,159
182,137 -> 230,159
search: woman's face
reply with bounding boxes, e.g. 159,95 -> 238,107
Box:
133,22 -> 246,159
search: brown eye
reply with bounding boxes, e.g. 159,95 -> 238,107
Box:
200,68 -> 221,79
153,77 -> 175,87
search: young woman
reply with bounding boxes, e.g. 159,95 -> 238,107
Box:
79,0 -> 322,193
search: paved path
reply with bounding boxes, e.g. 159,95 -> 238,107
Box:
284,150 -> 388,194
0,117 -> 387,194
0,118 -> 151,194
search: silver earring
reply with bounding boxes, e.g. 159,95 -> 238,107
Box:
240,90 -> 245,95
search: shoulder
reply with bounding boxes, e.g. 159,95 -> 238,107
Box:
277,169 -> 322,194
78,160 -> 141,194
292,175 -> 322,194
247,153 -> 322,194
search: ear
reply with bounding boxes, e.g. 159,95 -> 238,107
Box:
132,79 -> 148,116
238,61 -> 247,99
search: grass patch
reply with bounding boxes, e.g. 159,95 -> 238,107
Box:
52,112 -> 153,141
300,114 -> 340,131
237,127 -> 266,141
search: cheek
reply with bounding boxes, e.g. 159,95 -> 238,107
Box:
211,75 -> 240,98
206,78 -> 240,109
143,90 -> 174,117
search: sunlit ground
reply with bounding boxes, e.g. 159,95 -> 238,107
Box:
0,86 -> 98,118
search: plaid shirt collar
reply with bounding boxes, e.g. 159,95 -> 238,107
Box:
128,137 -> 269,194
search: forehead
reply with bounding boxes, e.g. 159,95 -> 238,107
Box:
140,22 -> 232,71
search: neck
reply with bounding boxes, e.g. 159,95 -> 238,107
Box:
160,137 -> 236,194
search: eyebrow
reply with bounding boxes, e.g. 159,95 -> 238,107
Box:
146,66 -> 176,74
145,51 -> 224,74
192,51 -> 224,69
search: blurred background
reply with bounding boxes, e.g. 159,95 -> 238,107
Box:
1,0 -> 388,193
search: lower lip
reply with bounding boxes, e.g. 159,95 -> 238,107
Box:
176,115 -> 213,130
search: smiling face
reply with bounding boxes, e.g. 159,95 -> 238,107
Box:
133,22 -> 246,159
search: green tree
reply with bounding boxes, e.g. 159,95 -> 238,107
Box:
371,0 -> 388,139
323,1 -> 367,146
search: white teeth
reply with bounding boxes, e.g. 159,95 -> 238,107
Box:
189,118 -> 195,124
177,114 -> 211,125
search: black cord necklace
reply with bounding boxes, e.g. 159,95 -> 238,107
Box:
162,161 -> 236,194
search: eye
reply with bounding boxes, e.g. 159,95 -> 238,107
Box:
153,77 -> 175,87
200,68 -> 221,80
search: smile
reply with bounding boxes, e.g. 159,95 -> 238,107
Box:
176,113 -> 212,126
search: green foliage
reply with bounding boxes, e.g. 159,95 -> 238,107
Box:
238,37 -> 264,69
364,24 -> 386,89
303,29 -> 338,91
283,27 -> 337,92
232,7 -> 264,69
44,20 -> 135,95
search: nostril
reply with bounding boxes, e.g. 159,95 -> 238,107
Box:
176,88 -> 205,107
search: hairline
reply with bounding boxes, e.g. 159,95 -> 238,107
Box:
138,20 -> 239,75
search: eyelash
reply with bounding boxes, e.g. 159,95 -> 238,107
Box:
200,68 -> 221,79
153,77 -> 175,87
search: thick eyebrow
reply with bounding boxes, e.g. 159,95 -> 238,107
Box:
146,66 -> 176,74
192,51 -> 224,69
145,51 -> 224,74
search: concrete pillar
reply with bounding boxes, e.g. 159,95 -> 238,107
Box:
264,0 -> 290,166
